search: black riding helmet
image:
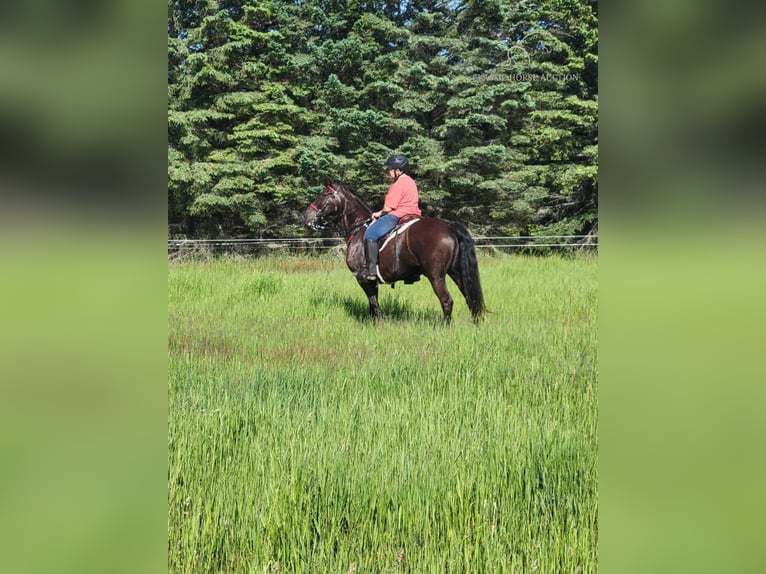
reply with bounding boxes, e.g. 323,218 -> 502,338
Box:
383,154 -> 409,171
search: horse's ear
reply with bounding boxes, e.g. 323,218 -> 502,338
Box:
324,175 -> 334,186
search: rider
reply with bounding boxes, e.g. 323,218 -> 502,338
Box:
358,154 -> 422,281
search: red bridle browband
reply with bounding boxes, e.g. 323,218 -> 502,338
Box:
309,185 -> 338,212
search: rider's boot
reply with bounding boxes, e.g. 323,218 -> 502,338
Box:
357,240 -> 379,282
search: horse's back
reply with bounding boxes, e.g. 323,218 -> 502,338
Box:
408,217 -> 457,245
408,217 -> 453,236
404,218 -> 458,271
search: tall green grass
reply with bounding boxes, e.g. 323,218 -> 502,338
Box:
168,253 -> 597,573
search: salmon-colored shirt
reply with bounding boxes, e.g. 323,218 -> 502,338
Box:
384,174 -> 421,218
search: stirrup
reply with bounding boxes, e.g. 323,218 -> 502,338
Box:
357,269 -> 376,281
357,268 -> 377,281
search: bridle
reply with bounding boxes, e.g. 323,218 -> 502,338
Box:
308,183 -> 373,237
307,185 -> 340,230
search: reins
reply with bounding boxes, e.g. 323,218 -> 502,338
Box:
345,218 -> 371,245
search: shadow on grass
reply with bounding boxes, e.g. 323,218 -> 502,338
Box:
310,290 -> 443,324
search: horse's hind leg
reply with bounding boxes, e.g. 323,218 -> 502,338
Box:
448,270 -> 471,318
427,275 -> 454,324
447,270 -> 464,296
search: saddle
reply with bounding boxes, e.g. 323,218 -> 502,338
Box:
376,215 -> 420,249
396,214 -> 420,227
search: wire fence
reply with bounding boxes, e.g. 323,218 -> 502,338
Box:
168,234 -> 597,259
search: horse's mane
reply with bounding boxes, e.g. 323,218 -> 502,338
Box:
334,181 -> 373,213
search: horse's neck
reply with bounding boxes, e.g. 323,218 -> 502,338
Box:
340,193 -> 371,236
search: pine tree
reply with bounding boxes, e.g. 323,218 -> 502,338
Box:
169,1 -> 317,236
168,0 -> 598,239
494,0 -> 598,236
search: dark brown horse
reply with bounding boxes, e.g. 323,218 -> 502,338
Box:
303,181 -> 485,323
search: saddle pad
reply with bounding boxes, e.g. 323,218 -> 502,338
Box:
379,218 -> 420,253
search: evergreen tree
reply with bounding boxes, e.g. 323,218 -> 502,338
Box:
168,0 -> 598,239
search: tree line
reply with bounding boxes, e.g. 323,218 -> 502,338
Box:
168,0 -> 597,239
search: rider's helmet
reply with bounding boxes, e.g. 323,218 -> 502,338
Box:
383,154 -> 409,171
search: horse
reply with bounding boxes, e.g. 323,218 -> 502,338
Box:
303,181 -> 485,323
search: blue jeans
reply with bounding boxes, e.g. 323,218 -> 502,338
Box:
364,214 -> 400,242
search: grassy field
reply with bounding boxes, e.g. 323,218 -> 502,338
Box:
168,252 -> 597,573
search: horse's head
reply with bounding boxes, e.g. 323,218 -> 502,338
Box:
303,182 -> 343,231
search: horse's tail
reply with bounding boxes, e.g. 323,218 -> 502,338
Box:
449,222 -> 485,321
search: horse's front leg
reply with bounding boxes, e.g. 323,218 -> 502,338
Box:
357,278 -> 382,320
